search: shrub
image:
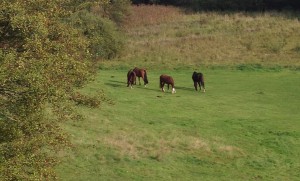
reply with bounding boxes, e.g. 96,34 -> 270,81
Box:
0,0 -> 93,179
71,92 -> 101,108
292,44 -> 300,53
68,10 -> 125,59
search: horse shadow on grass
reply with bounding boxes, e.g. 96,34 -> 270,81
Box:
105,80 -> 158,91
109,80 -> 125,84
105,79 -> 195,93
174,86 -> 194,91
136,86 -> 162,93
105,81 -> 124,88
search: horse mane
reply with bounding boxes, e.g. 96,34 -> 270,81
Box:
127,69 -> 133,81
192,71 -> 198,80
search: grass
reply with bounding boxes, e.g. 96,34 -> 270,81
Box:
105,5 -> 300,70
57,68 -> 300,180
57,5 -> 300,181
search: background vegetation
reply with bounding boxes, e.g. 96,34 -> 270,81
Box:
132,0 -> 300,11
107,5 -> 300,70
0,0 -> 130,180
57,4 -> 300,181
1,1 -> 299,180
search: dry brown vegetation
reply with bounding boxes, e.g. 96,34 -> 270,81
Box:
113,5 -> 300,69
101,129 -> 244,161
123,5 -> 183,29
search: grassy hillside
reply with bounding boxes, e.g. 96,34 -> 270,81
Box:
57,5 -> 300,181
102,5 -> 300,69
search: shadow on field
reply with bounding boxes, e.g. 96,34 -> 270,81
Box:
106,79 -> 195,93
134,85 -> 161,93
106,80 -> 161,92
175,86 -> 194,91
109,80 -> 125,84
105,82 -> 124,88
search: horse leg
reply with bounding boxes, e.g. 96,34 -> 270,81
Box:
141,74 -> 146,87
202,81 -> 205,92
130,79 -> 133,89
138,77 -> 141,85
194,81 -> 198,91
172,85 -> 176,94
162,83 -> 165,92
127,78 -> 130,87
198,81 -> 201,91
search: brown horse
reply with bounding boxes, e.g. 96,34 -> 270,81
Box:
192,71 -> 205,92
127,69 -> 136,89
160,74 -> 176,93
133,67 -> 148,86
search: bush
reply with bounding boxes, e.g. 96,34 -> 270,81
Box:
0,0 -> 129,179
0,0 -> 91,179
68,10 -> 125,59
71,92 -> 101,108
101,0 -> 132,26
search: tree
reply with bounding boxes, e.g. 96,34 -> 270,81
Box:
0,0 -> 95,179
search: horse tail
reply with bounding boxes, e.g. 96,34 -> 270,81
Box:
200,73 -> 205,90
127,69 -> 131,80
200,73 -> 204,83
159,77 -> 161,88
159,75 -> 163,88
127,69 -> 132,87
143,69 -> 148,84
171,77 -> 175,88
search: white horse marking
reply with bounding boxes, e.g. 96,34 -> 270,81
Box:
172,88 -> 176,94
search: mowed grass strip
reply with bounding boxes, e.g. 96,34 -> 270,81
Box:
57,69 -> 300,180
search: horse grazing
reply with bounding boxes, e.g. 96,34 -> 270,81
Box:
127,69 -> 136,89
160,74 -> 176,93
192,71 -> 205,92
133,67 -> 148,86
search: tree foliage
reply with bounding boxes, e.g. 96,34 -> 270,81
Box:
68,10 -> 124,59
0,0 -> 129,180
101,0 -> 132,25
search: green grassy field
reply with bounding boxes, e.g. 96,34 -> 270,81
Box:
57,5 -> 300,181
57,68 -> 300,180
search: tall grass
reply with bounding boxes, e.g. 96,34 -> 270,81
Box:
123,5 -> 183,29
107,6 -> 300,70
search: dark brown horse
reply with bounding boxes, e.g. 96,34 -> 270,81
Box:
127,69 -> 136,89
133,67 -> 148,86
192,71 -> 205,92
160,74 -> 176,93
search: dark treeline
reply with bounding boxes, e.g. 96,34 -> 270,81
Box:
132,0 -> 300,11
